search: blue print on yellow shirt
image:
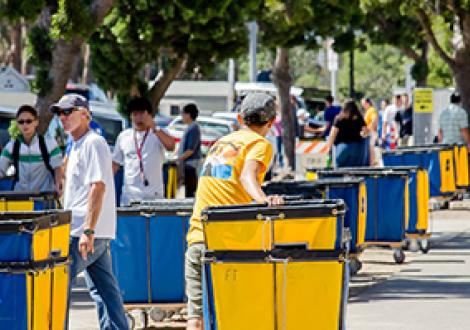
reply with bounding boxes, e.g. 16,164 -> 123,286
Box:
200,141 -> 239,180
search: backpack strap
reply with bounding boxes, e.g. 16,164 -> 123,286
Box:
38,135 -> 55,180
11,139 -> 21,189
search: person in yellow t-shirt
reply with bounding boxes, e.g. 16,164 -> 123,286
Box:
361,98 -> 379,165
185,92 -> 284,330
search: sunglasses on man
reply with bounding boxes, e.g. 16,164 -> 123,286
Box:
53,108 -> 77,117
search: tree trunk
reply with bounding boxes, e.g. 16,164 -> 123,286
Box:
9,23 -> 22,73
82,44 -> 92,84
148,55 -> 188,114
418,42 -> 429,87
453,49 -> 470,115
271,47 -> 295,171
35,0 -> 114,133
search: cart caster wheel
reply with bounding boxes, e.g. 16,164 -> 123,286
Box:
403,239 -> 410,251
409,239 -> 420,252
393,249 -> 405,264
419,239 -> 431,254
150,307 -> 167,322
349,258 -> 362,276
139,309 -> 149,328
126,313 -> 135,330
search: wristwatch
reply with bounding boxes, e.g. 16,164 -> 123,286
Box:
83,228 -> 95,236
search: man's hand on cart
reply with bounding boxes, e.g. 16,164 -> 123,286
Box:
265,195 -> 284,206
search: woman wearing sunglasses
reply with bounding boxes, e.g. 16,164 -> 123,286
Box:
0,105 -> 64,194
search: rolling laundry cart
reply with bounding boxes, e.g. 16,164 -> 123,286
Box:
201,200 -> 349,330
163,161 -> 178,199
451,144 -> 469,189
111,199 -> 193,329
383,145 -> 456,198
0,191 -> 58,211
315,169 -> 409,264
0,210 -> 71,330
336,166 -> 431,254
263,178 -> 367,274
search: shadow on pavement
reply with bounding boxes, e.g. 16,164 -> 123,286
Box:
350,276 -> 470,303
349,232 -> 470,304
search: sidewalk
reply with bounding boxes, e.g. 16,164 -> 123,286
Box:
348,211 -> 470,329
70,210 -> 470,329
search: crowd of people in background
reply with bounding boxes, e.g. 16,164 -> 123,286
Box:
270,91 -> 418,169
273,90 -> 470,170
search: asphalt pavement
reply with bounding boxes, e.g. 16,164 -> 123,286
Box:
347,210 -> 470,330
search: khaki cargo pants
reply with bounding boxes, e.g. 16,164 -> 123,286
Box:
185,243 -> 205,319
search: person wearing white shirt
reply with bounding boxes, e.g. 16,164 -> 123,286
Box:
50,93 -> 128,330
381,94 -> 402,149
112,97 -> 175,205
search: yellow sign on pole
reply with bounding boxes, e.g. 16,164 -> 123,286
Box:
414,88 -> 433,113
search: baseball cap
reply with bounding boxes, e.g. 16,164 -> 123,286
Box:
240,92 -> 276,125
49,93 -> 89,113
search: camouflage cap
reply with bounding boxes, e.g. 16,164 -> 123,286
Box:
240,92 -> 276,125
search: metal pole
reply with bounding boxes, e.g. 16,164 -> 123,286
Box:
349,49 -> 355,98
330,70 -> 337,100
227,58 -> 236,110
248,21 -> 258,82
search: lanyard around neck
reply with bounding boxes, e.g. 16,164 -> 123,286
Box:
133,129 -> 150,186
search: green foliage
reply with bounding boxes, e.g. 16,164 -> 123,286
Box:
259,0 -> 362,51
0,0 -> 45,21
90,0 -> 263,106
8,120 -> 20,139
51,0 -> 94,39
427,49 -> 453,88
338,43 -> 408,100
27,26 -> 53,96
411,58 -> 429,85
360,0 -> 424,49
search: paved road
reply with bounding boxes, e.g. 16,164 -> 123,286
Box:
70,210 -> 470,329
348,211 -> 470,330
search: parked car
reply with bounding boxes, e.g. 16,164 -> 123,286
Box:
65,82 -> 108,103
166,116 -> 234,156
89,104 -> 127,147
155,113 -> 173,127
0,106 -> 16,148
46,102 -> 126,151
213,112 -> 241,130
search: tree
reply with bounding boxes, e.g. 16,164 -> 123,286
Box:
362,0 -> 470,117
0,0 -> 115,132
338,42 -> 408,100
259,0 -> 361,171
360,0 -> 430,86
89,0 -> 262,116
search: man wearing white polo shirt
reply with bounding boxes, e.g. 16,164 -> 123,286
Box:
50,94 -> 128,330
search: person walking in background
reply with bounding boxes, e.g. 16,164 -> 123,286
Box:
297,108 -> 310,138
311,95 -> 341,139
361,98 -> 378,165
185,93 -> 284,330
178,103 -> 202,198
395,93 -> 413,146
50,94 -> 128,330
0,105 -> 63,194
112,97 -> 175,205
382,94 -> 402,150
438,93 -> 470,145
274,112 -> 284,168
325,99 -> 368,168
290,95 -> 301,138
